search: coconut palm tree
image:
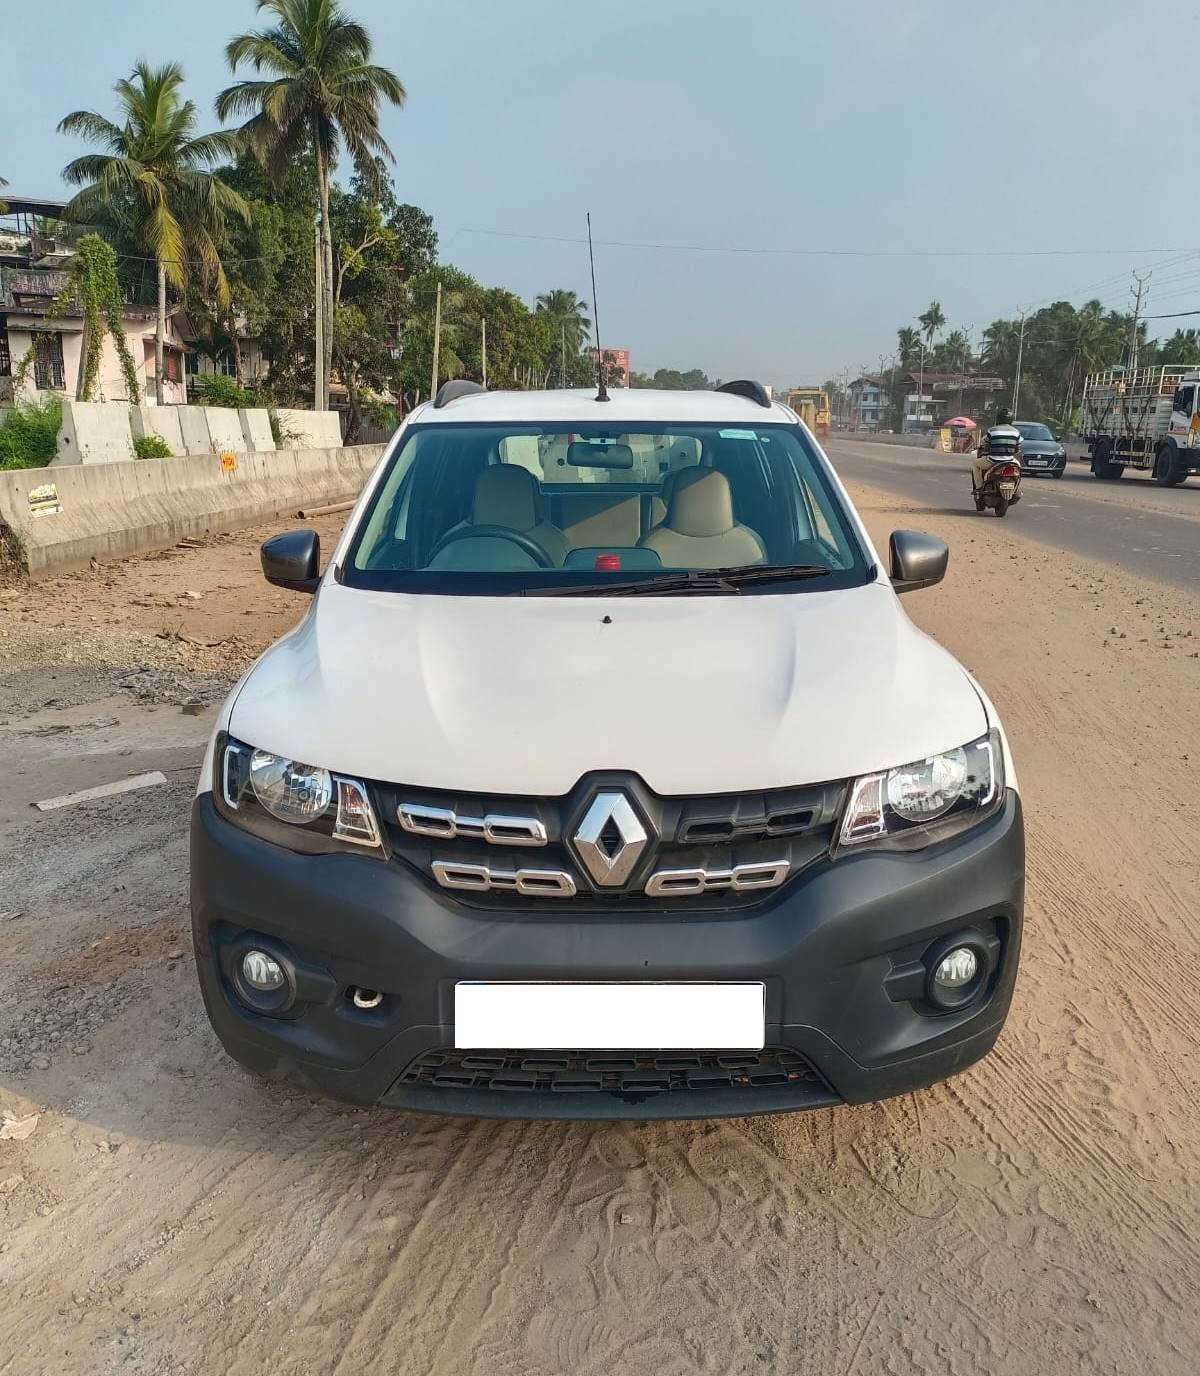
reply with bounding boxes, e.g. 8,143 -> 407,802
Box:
535,289 -> 591,382
59,63 -> 248,403
896,326 -> 921,367
918,300 -> 946,349
217,0 -> 406,410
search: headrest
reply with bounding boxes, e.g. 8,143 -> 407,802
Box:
666,467 -> 735,537
472,465 -> 538,531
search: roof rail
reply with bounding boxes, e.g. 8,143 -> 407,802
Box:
716,379 -> 772,409
433,379 -> 486,408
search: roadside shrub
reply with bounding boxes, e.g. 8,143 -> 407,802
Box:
132,433 -> 174,459
0,396 -> 62,471
268,408 -> 303,448
195,373 -> 254,408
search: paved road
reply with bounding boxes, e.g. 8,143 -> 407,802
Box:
825,437 -> 1200,590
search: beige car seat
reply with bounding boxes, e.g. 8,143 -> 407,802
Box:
470,466 -> 570,566
638,468 -> 766,568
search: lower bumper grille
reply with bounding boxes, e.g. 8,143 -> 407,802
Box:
398,1047 -> 822,1095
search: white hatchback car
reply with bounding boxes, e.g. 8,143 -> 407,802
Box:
193,380 -> 1024,1119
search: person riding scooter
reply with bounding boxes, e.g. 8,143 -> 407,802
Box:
971,405 -> 1023,515
972,406 -> 1022,492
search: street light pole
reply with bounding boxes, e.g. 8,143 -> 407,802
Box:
1012,310 -> 1027,416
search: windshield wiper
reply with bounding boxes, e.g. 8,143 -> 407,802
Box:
531,564 -> 833,597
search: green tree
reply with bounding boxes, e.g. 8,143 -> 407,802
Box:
218,0 -> 406,410
535,289 -> 591,383
918,300 -> 945,349
212,152 -> 316,403
0,175 -> 8,215
629,367 -> 715,390
1151,328 -> 1200,366
930,328 -> 973,374
59,62 -> 248,403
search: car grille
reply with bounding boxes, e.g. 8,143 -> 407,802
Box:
378,774 -> 846,906
397,1047 -> 825,1095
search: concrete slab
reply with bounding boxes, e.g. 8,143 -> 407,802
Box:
131,405 -> 184,456
0,442 -> 384,576
177,406 -> 213,456
240,408 -> 275,452
203,406 -> 248,454
54,400 -> 134,466
275,409 -> 343,448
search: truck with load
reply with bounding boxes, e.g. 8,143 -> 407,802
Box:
785,388 -> 831,436
1080,365 -> 1200,486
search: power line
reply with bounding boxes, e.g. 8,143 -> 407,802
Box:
456,226 -> 1198,260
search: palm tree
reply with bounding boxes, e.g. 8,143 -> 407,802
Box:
918,300 -> 946,349
535,289 -> 591,383
59,63 -> 248,404
217,0 -> 406,410
896,326 -> 921,367
0,176 -> 8,215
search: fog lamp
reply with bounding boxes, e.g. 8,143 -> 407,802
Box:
242,949 -> 286,991
933,946 -> 979,989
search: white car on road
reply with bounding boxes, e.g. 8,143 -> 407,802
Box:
192,379 -> 1024,1119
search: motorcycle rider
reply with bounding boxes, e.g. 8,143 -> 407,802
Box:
972,405 -> 1022,495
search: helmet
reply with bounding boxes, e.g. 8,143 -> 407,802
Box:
996,406 -> 1013,425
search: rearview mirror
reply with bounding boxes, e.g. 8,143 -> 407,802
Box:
262,529 -> 321,593
889,529 -> 947,594
565,440 -> 635,469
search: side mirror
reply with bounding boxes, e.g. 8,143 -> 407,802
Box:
889,529 -> 948,594
261,529 -> 321,594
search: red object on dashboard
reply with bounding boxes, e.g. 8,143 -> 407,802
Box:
594,553 -> 622,571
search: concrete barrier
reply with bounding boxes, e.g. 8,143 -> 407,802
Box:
203,406 -> 248,454
177,406 -> 215,456
276,408 -> 343,448
131,405 -> 185,456
0,443 -> 385,577
239,408 -> 275,452
55,400 -> 135,465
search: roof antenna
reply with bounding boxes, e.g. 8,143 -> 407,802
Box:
587,211 -> 609,402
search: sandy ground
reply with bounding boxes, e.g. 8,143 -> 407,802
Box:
0,491 -> 1197,1376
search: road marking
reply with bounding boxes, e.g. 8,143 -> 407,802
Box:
33,771 -> 169,812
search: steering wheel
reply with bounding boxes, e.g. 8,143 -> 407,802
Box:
427,525 -> 555,569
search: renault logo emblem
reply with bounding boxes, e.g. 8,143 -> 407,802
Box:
573,790 -> 649,887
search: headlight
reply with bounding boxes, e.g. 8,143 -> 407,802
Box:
838,729 -> 1003,853
250,750 -> 333,823
218,738 -> 381,851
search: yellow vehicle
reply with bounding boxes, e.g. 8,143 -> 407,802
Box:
786,388 -> 831,436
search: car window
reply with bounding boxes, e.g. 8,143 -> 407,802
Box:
343,421 -> 870,594
1015,423 -> 1054,441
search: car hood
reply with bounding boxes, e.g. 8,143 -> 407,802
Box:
1020,440 -> 1060,455
229,581 -> 987,795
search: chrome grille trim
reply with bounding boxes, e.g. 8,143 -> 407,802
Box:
643,860 -> 790,899
400,802 -> 547,847
432,860 -> 576,898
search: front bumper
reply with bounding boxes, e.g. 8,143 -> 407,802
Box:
1022,453 -> 1067,475
190,791 -> 1024,1119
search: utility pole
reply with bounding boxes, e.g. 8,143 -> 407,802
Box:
313,216 -> 324,411
481,316 -> 487,389
561,324 -> 567,389
917,340 -> 926,433
429,280 -> 442,401
1129,271 -> 1150,374
1012,311 -> 1027,417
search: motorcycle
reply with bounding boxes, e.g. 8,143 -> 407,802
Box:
972,444 -> 1023,518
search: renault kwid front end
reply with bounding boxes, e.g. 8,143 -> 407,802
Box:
192,380 -> 1023,1119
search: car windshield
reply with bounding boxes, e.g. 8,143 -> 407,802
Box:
342,420 -> 871,595
1015,422 -> 1055,442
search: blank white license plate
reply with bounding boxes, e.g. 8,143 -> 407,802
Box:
454,982 -> 765,1050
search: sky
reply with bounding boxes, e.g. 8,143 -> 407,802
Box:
6,0 -> 1199,390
